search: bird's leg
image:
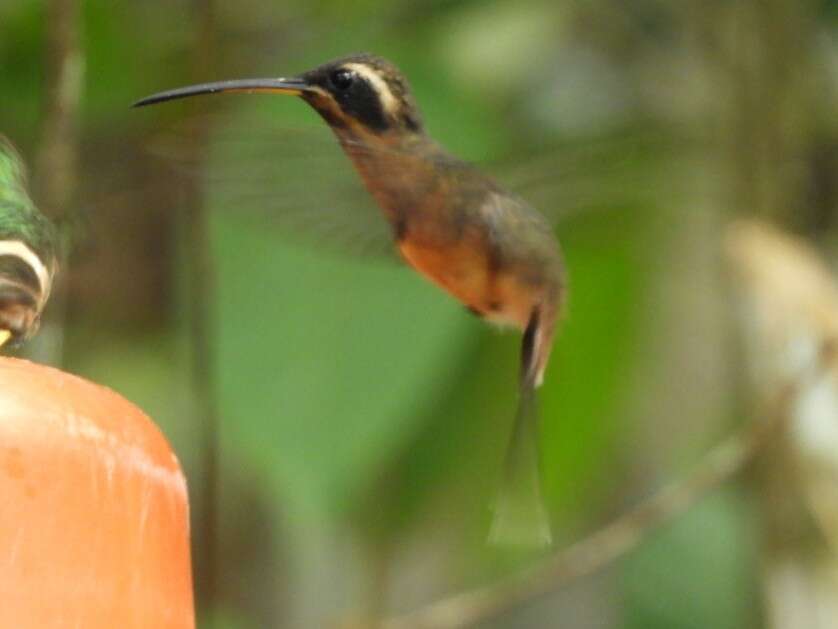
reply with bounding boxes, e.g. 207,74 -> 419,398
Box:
0,329 -> 11,349
488,308 -> 552,546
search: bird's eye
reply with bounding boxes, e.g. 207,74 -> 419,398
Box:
330,69 -> 354,91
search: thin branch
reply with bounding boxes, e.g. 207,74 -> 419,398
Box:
384,384 -> 796,629
185,0 -> 221,616
36,0 -> 83,220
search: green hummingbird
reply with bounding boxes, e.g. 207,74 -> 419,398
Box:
0,137 -> 58,349
135,53 -> 565,546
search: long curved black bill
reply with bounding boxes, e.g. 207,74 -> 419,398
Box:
133,78 -> 313,108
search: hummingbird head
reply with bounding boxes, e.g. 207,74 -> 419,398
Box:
298,54 -> 423,136
134,53 -> 424,138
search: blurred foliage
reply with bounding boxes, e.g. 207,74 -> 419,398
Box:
1,0 -> 836,627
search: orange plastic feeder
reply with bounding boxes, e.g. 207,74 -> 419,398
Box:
0,358 -> 194,628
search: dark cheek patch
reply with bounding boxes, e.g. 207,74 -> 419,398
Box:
338,81 -> 389,132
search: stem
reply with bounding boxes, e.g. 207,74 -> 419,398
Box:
32,0 -> 83,366
186,0 -> 220,618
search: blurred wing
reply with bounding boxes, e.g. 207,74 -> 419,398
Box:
494,130 -> 681,223
144,113 -> 680,261
145,115 -> 400,262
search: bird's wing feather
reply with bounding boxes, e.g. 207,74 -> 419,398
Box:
143,115 -> 678,262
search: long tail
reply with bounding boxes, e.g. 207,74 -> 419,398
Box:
488,308 -> 552,547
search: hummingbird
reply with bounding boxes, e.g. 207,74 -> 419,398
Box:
0,136 -> 58,350
135,53 -> 565,545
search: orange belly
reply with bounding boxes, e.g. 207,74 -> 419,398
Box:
398,239 -> 534,329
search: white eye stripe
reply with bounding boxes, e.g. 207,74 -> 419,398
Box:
343,63 -> 399,117
0,240 -> 52,307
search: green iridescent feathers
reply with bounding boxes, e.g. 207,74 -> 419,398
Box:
0,137 -> 58,265
0,136 -> 58,346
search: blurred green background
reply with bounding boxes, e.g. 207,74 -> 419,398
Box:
2,0 -> 837,627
